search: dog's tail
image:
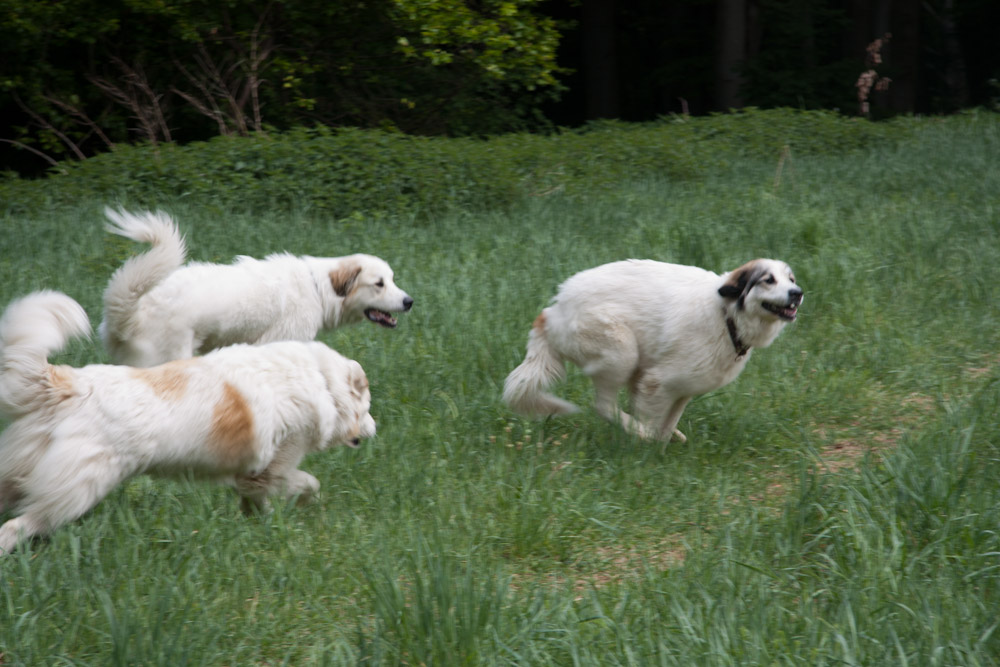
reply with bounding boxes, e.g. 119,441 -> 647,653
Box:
99,208 -> 186,358
503,310 -> 578,417
0,291 -> 91,417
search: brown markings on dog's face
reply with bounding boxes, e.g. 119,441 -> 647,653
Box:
209,381 -> 256,467
347,421 -> 362,442
533,311 -> 547,331
330,263 -> 363,298
47,365 -> 76,401
131,360 -> 194,401
717,259 -> 768,306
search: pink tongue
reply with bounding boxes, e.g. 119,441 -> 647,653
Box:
367,309 -> 396,326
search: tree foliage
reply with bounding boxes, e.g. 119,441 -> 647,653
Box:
0,0 -> 565,170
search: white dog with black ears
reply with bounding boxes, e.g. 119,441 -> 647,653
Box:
99,207 -> 414,367
0,291 -> 376,555
503,258 -> 803,442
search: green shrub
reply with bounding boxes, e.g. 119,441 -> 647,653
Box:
1,108 -> 910,219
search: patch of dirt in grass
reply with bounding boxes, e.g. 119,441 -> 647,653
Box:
581,536 -> 686,590
813,391 -> 937,473
510,533 -> 687,596
963,353 -> 1000,380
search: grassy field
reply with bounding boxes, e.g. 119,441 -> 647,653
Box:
1,112 -> 1000,664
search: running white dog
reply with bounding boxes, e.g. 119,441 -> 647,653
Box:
0,291 -> 376,555
503,258 -> 803,442
100,208 -> 414,367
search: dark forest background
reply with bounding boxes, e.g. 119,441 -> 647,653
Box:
2,0 -> 997,176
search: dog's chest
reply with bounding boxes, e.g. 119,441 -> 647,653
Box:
641,337 -> 749,396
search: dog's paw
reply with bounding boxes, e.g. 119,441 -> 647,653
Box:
285,470 -> 320,503
239,495 -> 272,516
671,428 -> 687,443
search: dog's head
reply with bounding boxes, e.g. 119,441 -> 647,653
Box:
312,346 -> 376,449
342,359 -> 376,448
328,254 -> 413,329
718,259 -> 803,322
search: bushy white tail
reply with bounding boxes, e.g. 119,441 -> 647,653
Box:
0,291 -> 90,417
502,313 -> 578,417
99,208 -> 186,358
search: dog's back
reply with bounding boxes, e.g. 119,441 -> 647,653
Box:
544,260 -> 722,350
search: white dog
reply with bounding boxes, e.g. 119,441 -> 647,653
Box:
0,291 -> 376,555
99,208 -> 414,367
503,258 -> 802,442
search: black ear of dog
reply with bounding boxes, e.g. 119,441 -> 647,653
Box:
717,282 -> 744,299
718,261 -> 767,308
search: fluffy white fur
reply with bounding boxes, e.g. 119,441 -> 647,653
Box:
0,291 -> 376,555
99,208 -> 414,367
503,258 -> 803,442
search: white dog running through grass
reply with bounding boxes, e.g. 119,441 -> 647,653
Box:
100,207 -> 414,367
503,258 -> 802,442
0,291 -> 376,555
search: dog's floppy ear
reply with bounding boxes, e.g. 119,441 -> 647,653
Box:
717,280 -> 744,300
349,363 -> 369,400
330,264 -> 363,297
718,260 -> 766,307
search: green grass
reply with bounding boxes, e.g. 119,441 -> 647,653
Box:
2,112 -> 1000,664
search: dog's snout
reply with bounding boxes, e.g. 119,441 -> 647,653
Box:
402,296 -> 414,311
350,437 -> 361,447
789,287 -> 803,304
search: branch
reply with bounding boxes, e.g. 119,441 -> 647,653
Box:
87,58 -> 172,145
12,93 -> 87,161
42,95 -> 117,150
172,53 -> 233,135
0,138 -> 68,173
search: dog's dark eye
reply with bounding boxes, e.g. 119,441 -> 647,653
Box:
375,279 -> 385,288
763,274 -> 776,285
789,275 -> 796,284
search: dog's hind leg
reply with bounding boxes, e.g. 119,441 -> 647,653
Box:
0,515 -> 47,554
588,365 -> 657,440
0,439 -> 130,554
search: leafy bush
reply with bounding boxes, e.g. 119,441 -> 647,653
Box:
0,108 -> 910,219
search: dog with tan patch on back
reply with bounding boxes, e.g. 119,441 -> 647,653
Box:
0,291 -> 376,555
503,258 -> 802,442
99,207 -> 413,367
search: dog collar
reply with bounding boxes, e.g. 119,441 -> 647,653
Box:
726,316 -> 750,359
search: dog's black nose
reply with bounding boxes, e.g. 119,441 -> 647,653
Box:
789,287 -> 803,304
350,437 -> 361,447
403,296 -> 414,311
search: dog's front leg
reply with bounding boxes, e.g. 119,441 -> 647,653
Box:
281,469 -> 320,504
632,381 -> 686,443
234,472 -> 273,515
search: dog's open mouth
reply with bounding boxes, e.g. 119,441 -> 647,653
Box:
762,301 -> 799,321
365,308 -> 398,328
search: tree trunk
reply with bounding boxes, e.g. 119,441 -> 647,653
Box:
715,0 -> 746,109
937,0 -> 969,109
887,0 -> 920,112
582,0 -> 619,119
